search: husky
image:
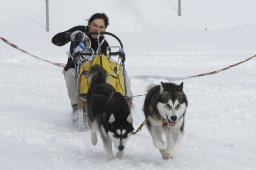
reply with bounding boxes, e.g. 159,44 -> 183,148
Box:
143,82 -> 188,160
86,65 -> 134,160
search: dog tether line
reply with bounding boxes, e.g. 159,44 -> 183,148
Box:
132,119 -> 148,135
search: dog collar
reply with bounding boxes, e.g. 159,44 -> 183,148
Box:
162,119 -> 169,126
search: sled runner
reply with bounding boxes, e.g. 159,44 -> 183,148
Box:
71,32 -> 129,130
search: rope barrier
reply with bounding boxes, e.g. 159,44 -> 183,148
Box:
132,54 -> 256,81
2,36 -> 256,85
0,36 -> 65,68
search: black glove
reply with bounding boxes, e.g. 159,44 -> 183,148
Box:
70,30 -> 86,42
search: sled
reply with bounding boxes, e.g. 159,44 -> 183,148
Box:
73,32 -> 127,97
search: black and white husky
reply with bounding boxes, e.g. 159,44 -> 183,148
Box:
86,65 -> 134,160
143,82 -> 188,160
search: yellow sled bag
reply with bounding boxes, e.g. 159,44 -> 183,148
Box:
79,54 -> 125,96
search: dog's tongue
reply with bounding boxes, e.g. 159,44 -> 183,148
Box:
170,122 -> 176,126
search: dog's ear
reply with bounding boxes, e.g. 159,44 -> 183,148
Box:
109,114 -> 115,124
160,82 -> 165,93
127,114 -> 133,124
178,82 -> 183,91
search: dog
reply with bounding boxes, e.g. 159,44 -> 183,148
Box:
86,65 -> 134,160
143,82 -> 188,160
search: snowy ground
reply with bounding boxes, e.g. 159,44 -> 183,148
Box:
1,0 -> 256,169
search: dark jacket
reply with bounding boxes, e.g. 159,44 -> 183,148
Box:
52,25 -> 109,71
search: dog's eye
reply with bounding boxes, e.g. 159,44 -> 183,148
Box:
114,134 -> 120,138
175,104 -> 181,110
165,104 -> 172,109
113,130 -> 128,138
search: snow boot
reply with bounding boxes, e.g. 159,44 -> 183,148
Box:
71,104 -> 79,125
77,97 -> 89,131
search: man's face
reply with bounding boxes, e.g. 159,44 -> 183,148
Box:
88,18 -> 106,39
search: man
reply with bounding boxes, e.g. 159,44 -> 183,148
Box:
52,13 -> 132,129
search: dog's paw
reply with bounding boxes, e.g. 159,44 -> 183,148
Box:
91,131 -> 97,145
162,153 -> 173,160
106,154 -> 114,161
116,151 -> 124,159
167,150 -> 178,159
153,140 -> 166,150
160,150 -> 173,160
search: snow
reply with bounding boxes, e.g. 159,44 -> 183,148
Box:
1,0 -> 256,169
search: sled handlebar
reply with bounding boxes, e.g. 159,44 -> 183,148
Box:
73,52 -> 93,56
74,51 -> 126,61
73,32 -> 126,61
88,32 -> 124,48
109,51 -> 125,61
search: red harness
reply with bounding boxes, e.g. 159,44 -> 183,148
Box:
162,119 -> 169,126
